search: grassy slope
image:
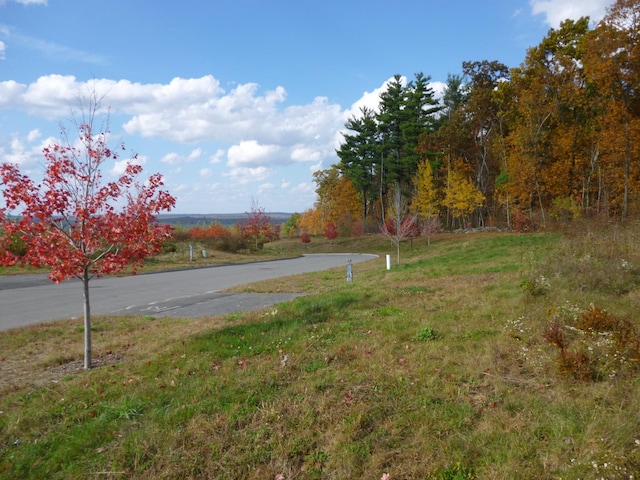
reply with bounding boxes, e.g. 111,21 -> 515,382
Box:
1,231 -> 640,479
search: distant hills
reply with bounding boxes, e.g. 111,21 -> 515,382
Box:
157,213 -> 293,227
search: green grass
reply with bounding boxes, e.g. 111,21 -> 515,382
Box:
1,230 -> 640,479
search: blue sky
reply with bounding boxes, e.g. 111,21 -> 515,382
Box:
0,0 -> 613,214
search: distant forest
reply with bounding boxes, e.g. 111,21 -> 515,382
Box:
157,213 -> 292,228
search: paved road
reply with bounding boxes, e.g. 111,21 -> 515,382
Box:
0,254 -> 377,331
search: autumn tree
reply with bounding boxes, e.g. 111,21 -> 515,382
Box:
505,18 -> 593,223
297,207 -> 323,236
584,0 -> 640,220
312,166 -> 359,235
338,73 -> 441,225
461,60 -> 510,221
412,159 -> 440,243
442,167 -> 485,228
0,97 -> 176,369
381,185 -> 419,265
239,203 -> 280,249
281,212 -> 300,237
300,232 -> 311,247
324,221 -> 338,243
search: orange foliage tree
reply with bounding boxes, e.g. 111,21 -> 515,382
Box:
312,166 -> 359,236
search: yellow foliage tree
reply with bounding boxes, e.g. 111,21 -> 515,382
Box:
412,159 -> 439,220
412,159 -> 441,242
297,208 -> 323,236
442,168 -> 485,228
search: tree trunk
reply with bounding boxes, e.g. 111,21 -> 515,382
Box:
622,116 -> 630,222
82,268 -> 92,369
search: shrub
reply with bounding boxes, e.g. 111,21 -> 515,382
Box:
161,242 -> 178,254
544,304 -> 640,381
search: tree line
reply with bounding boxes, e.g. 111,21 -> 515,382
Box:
297,0 -> 640,236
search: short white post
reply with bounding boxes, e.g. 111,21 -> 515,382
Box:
386,254 -> 391,270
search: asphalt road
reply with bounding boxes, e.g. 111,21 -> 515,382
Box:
0,254 -> 378,331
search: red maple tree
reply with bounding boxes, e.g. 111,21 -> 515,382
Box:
0,106 -> 176,369
324,221 -> 338,242
239,204 -> 280,249
300,232 -> 311,247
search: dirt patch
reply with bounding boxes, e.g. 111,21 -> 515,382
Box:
0,352 -> 124,395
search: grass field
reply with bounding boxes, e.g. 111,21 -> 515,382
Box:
1,227 -> 640,479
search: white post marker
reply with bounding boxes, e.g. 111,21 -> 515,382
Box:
386,254 -> 391,270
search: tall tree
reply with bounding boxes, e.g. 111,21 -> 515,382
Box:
337,107 -> 379,223
461,60 -> 510,222
376,73 -> 441,219
0,97 -> 176,369
584,0 -> 640,220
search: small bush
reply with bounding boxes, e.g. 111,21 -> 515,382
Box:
161,242 -> 178,254
544,304 -> 640,381
520,275 -> 550,296
217,235 -> 248,253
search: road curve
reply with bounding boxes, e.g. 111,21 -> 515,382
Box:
0,254 -> 378,331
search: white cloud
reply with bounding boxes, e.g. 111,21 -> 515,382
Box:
227,140 -> 281,168
188,148 -> 202,160
160,148 -> 202,166
281,179 -> 292,189
0,41 -> 5,59
26,128 -> 40,142
210,149 -> 224,164
14,0 -> 48,5
199,167 -> 213,179
0,131 -> 52,167
290,182 -> 313,195
530,0 -> 611,28
257,183 -> 275,195
0,75 -> 346,176
223,166 -> 272,184
309,160 -> 323,173
291,145 -> 322,163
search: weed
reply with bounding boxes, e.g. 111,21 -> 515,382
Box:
415,326 -> 439,341
436,462 -> 476,479
520,274 -> 551,296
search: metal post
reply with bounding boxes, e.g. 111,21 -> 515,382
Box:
346,259 -> 353,283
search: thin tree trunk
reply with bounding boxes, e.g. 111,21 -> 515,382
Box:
83,269 -> 92,369
622,117 -> 630,222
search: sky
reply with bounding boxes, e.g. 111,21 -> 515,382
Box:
0,0 -> 614,214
